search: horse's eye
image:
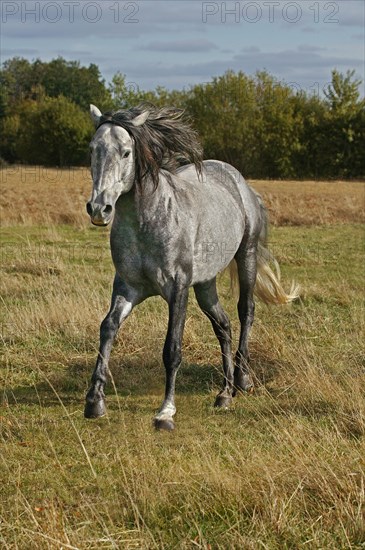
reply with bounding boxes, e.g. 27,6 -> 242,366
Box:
123,151 -> 131,159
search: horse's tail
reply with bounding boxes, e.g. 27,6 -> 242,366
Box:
230,194 -> 300,305
255,196 -> 299,304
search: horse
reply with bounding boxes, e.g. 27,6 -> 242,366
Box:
85,103 -> 299,430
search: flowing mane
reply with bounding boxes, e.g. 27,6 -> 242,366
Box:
98,104 -> 203,190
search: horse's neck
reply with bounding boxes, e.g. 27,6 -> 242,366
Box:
135,174 -> 169,215
115,177 -> 165,223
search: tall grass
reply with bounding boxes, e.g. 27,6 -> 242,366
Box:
1,169 -> 364,548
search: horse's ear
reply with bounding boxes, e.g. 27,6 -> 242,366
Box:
131,111 -> 149,127
90,104 -> 102,128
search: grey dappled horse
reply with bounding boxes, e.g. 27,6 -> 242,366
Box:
85,103 -> 298,430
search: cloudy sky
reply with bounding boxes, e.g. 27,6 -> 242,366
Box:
1,0 -> 364,94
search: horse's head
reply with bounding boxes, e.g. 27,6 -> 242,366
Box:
86,104 -> 148,226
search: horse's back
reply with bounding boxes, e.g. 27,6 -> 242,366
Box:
177,160 -> 262,237
176,160 -> 263,284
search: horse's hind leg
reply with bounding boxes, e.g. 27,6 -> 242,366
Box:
194,279 -> 234,408
233,245 -> 257,394
84,274 -> 141,418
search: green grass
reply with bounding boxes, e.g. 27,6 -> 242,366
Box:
1,223 -> 364,549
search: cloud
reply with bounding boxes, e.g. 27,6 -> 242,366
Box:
138,39 -> 217,53
232,48 -> 362,74
107,47 -> 363,93
297,45 -> 327,53
241,46 -> 261,53
301,27 -> 318,34
0,1 -> 204,40
1,0 -> 363,93
337,6 -> 365,27
1,48 -> 39,56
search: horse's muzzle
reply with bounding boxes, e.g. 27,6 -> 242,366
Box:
86,201 -> 113,226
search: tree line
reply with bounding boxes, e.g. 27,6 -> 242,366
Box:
0,57 -> 364,178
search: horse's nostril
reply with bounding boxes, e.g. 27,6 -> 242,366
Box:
86,202 -> 93,216
103,205 -> 113,216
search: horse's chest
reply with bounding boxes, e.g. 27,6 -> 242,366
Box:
110,223 -> 175,289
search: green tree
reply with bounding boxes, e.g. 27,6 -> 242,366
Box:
325,69 -> 362,112
109,72 -> 187,110
16,96 -> 94,166
0,57 -> 111,112
186,71 -> 258,175
0,57 -> 110,164
39,58 -> 111,110
253,71 -> 302,178
186,70 -> 302,178
322,70 -> 365,177
1,57 -> 363,177
290,92 -> 327,179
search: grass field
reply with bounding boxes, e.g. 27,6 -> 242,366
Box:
1,167 -> 364,549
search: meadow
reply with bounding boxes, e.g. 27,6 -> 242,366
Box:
0,167 -> 364,549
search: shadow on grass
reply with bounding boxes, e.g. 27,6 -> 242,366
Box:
1,353 -> 282,408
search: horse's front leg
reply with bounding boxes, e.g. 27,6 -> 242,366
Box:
154,283 -> 189,431
84,275 -> 140,418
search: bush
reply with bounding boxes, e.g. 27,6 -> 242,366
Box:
15,96 -> 94,166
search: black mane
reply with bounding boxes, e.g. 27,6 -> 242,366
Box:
98,104 -> 203,190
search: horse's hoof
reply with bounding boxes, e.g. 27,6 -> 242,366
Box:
154,418 -> 175,431
84,400 -> 106,419
214,395 -> 232,409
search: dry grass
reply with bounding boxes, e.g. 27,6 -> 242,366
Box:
1,167 -> 364,227
0,167 -> 364,548
254,179 -> 365,226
